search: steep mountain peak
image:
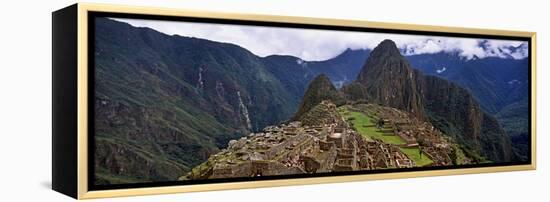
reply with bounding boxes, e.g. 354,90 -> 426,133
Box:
345,38 -> 513,162
354,39 -> 425,119
370,39 -> 401,58
356,39 -> 410,83
293,74 -> 344,120
312,73 -> 332,84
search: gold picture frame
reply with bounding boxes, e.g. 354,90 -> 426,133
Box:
52,3 -> 536,199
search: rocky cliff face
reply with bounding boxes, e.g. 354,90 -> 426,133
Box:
421,75 -> 483,141
345,39 -> 513,162
421,75 -> 512,161
355,40 -> 425,120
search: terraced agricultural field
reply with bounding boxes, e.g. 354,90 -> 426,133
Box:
339,105 -> 433,167
338,106 -> 405,144
399,147 -> 433,166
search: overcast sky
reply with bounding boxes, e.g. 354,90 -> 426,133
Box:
113,18 -> 528,61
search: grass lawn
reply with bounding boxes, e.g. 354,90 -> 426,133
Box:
339,107 -> 405,145
399,147 -> 433,166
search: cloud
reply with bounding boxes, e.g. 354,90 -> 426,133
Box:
112,18 -> 528,61
482,39 -> 528,59
436,67 -> 447,74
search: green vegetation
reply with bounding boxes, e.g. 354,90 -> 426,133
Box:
496,101 -> 528,139
338,106 -> 405,145
496,98 -> 529,161
339,105 -> 434,166
450,144 -> 468,165
399,147 -> 433,166
426,110 -> 486,163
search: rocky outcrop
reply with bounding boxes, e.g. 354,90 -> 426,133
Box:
293,74 -> 344,120
355,39 -> 425,120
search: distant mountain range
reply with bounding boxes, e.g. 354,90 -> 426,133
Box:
94,18 -> 529,184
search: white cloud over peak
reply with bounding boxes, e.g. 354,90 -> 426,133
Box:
112,18 -> 528,61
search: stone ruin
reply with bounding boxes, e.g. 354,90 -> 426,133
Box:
183,102 -> 458,180
354,103 -> 454,166
187,122 -> 414,180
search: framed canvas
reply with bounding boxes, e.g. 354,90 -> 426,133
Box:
52,3 -> 536,199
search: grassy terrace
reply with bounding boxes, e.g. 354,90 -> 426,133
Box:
399,147 -> 433,166
338,107 -> 405,144
338,105 -> 433,167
